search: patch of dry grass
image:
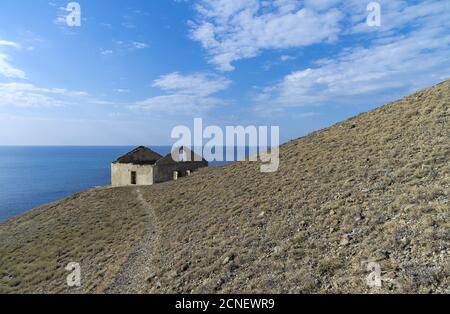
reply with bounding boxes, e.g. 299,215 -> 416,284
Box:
0,187 -> 146,293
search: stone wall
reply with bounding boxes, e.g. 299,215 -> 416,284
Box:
153,161 -> 208,184
111,163 -> 154,187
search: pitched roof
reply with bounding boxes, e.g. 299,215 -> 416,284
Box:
155,146 -> 207,165
114,146 -> 163,165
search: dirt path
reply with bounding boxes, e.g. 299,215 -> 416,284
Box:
106,188 -> 159,294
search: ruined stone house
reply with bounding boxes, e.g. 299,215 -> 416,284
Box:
111,146 -> 208,187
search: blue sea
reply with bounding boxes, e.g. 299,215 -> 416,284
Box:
0,146 -> 229,221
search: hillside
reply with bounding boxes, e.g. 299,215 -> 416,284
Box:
1,80 -> 449,294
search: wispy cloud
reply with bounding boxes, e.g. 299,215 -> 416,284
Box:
54,6 -> 68,26
0,54 -> 26,79
0,82 -> 88,107
133,42 -> 149,49
101,41 -> 149,55
133,72 -> 231,114
100,49 -> 114,55
237,0 -> 450,113
0,39 -> 26,79
0,40 -> 21,49
152,72 -> 230,96
255,26 -> 450,113
190,0 -> 343,71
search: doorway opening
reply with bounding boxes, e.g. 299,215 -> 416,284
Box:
131,171 -> 137,185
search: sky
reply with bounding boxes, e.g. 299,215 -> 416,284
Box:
0,0 -> 449,145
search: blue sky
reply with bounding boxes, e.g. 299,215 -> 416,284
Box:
0,0 -> 449,145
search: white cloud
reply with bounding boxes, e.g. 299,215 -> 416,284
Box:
134,94 -> 227,115
189,0 -> 450,74
153,72 -> 230,96
134,72 -> 231,114
0,82 -> 88,107
133,42 -> 149,49
245,0 -> 450,113
0,40 -> 21,49
255,26 -> 450,113
100,49 -> 114,55
54,6 -> 69,26
0,39 -> 26,79
190,0 -> 343,71
279,55 -> 295,62
0,54 -> 27,79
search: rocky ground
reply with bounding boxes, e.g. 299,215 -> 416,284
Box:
1,79 -> 448,294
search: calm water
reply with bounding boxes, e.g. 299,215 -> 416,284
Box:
0,146 -> 175,221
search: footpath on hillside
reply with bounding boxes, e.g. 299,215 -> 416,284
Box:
106,188 -> 160,293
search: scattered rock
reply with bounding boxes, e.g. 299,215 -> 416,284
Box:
223,254 -> 235,265
216,278 -> 225,289
229,262 -> 239,272
2,275 -> 12,282
354,213 -> 364,222
146,272 -> 156,282
274,246 -> 283,254
258,211 -> 265,218
340,235 -> 351,246
169,270 -> 178,278
181,261 -> 191,272
155,281 -> 161,289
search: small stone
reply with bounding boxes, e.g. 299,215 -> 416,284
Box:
258,211 -> 265,218
229,262 -> 238,272
340,235 -> 350,246
273,246 -> 283,254
169,270 -> 178,278
181,262 -> 190,272
216,278 -> 225,289
155,281 -> 161,289
2,275 -> 12,282
146,272 -> 156,282
354,213 -> 364,222
223,254 -> 235,265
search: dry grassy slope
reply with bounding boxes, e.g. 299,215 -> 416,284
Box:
0,80 -> 448,294
0,187 -> 146,293
141,80 -> 449,293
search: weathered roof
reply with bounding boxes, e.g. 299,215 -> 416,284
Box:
155,146 -> 207,165
114,146 -> 163,165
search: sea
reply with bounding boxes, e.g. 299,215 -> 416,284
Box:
0,146 -> 229,221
